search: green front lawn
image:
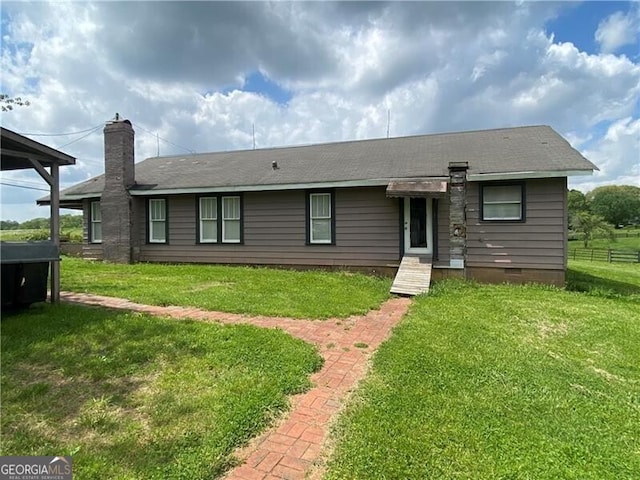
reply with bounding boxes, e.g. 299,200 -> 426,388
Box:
326,266 -> 640,478
60,256 -> 391,319
1,304 -> 322,479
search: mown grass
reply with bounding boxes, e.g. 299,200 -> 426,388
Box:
326,265 -> 640,479
568,228 -> 640,250
567,259 -> 640,300
60,256 -> 391,319
1,303 -> 322,479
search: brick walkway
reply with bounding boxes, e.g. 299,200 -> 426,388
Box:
60,291 -> 411,480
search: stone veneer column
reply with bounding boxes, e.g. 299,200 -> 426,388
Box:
101,118 -> 136,263
448,161 -> 468,269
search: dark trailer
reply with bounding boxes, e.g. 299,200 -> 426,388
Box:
1,127 -> 76,307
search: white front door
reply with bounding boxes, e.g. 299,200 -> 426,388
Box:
404,197 -> 433,255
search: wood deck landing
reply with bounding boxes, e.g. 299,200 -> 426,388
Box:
390,255 -> 433,296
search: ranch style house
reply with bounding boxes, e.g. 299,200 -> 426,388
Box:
45,119 -> 597,292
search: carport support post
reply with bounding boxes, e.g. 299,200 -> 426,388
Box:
28,156 -> 61,303
50,162 -> 60,303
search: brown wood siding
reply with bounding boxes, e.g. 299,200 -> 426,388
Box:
562,177 -> 568,268
82,244 -> 103,259
137,187 -> 401,267
466,178 -> 567,270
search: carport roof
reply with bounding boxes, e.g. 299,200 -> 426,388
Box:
1,127 -> 76,171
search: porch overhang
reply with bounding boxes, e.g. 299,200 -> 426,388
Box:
386,178 -> 448,198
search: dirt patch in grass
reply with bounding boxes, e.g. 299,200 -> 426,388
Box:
537,320 -> 569,340
188,281 -> 235,292
589,366 -> 627,383
8,362 -> 156,447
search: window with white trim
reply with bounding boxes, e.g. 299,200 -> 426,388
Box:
222,196 -> 241,243
148,198 -> 167,243
481,184 -> 524,221
90,201 -> 102,243
199,197 -> 217,243
309,192 -> 332,243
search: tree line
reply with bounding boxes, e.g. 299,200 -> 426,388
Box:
569,185 -> 640,247
0,214 -> 83,231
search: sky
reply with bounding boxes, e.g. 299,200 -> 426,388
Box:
1,0 -> 639,222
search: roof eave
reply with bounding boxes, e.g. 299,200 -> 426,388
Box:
50,169 -> 596,202
128,178 -> 395,196
47,179 -> 394,202
467,169 -> 596,182
37,193 -> 100,206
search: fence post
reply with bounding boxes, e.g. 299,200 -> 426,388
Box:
608,248 -> 611,263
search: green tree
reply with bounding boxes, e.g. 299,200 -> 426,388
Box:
20,217 -> 49,229
0,93 -> 30,112
60,214 -> 83,229
587,185 -> 640,227
10,216 -> 81,231
573,212 -> 614,247
0,220 -> 20,230
567,189 -> 589,230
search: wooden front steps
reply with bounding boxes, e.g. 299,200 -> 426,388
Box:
390,255 -> 433,296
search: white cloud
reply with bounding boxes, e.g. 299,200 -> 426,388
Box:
595,8 -> 640,53
571,117 -> 640,193
1,1 -> 639,221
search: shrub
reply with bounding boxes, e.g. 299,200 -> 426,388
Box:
24,229 -> 50,241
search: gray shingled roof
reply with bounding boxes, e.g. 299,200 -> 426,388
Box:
59,125 -> 596,198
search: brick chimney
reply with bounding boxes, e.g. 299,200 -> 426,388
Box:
101,116 -> 136,263
448,161 -> 468,270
